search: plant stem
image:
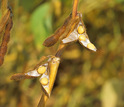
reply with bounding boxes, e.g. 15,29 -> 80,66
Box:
55,43 -> 66,58
55,0 -> 79,58
1,0 -> 8,14
72,0 -> 79,18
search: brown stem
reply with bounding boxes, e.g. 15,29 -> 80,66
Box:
55,0 -> 79,58
55,43 -> 66,58
38,93 -> 48,107
72,0 -> 79,18
1,0 -> 8,14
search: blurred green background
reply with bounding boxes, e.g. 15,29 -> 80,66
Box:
0,0 -> 124,107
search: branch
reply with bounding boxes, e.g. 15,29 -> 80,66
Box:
54,0 -> 79,58
55,43 -> 66,57
1,0 -> 8,14
72,0 -> 79,18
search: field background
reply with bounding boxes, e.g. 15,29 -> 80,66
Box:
0,0 -> 124,107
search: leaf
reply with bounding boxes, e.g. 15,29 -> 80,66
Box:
115,0 -> 124,3
101,81 -> 118,107
20,0 -> 35,11
30,2 -> 53,50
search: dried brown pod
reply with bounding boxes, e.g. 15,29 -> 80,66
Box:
10,73 -> 39,81
0,13 -> 13,66
43,13 -> 80,47
43,15 -> 72,47
0,9 -> 10,33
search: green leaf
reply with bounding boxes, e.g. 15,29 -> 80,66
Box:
19,0 -> 35,11
30,2 -> 53,50
115,0 -> 124,3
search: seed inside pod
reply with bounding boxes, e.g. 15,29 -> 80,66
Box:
37,66 -> 47,74
40,77 -> 49,85
87,43 -> 96,51
79,35 -> 86,41
77,26 -> 85,34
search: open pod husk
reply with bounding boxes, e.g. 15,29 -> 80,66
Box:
62,13 -> 97,52
38,56 -> 60,107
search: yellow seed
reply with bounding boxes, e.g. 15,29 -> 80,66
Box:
37,66 -> 47,74
79,35 -> 86,41
87,43 -> 96,50
40,77 -> 49,85
77,26 -> 85,34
